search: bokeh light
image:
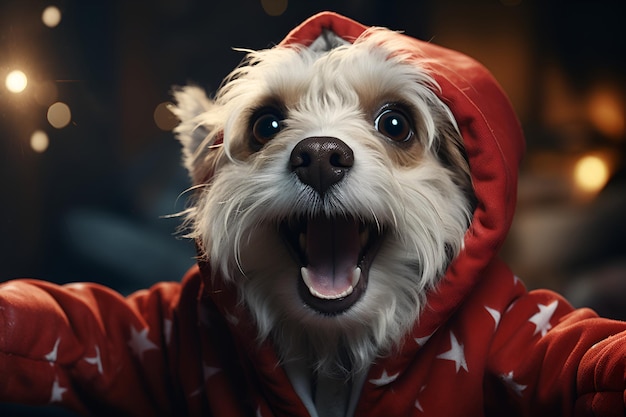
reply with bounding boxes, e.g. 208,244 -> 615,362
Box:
42,6 -> 62,28
574,155 -> 610,193
30,130 -> 50,153
153,102 -> 179,131
47,102 -> 72,128
5,70 -> 28,93
587,86 -> 625,140
261,0 -> 288,16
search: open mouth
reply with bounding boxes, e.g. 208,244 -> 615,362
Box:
280,215 -> 383,315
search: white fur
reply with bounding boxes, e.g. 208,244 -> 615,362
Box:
173,28 -> 473,378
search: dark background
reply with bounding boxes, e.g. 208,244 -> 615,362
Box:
0,0 -> 624,414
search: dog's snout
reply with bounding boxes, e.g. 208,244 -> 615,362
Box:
290,136 -> 354,195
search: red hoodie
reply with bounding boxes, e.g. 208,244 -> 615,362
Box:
1,12 -> 625,417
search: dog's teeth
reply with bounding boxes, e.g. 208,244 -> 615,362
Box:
301,267 -> 313,288
351,267 -> 361,287
338,286 -> 354,298
309,286 -> 354,300
301,267 -> 355,300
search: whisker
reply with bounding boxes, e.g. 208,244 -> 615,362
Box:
173,183 -> 209,207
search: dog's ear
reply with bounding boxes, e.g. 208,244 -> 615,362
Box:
171,85 -> 221,183
436,121 -> 477,216
308,29 -> 350,53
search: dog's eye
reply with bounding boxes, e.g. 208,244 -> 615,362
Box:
251,112 -> 284,146
374,108 -> 414,143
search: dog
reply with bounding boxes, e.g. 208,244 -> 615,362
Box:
1,11 -> 625,417
173,27 -> 474,379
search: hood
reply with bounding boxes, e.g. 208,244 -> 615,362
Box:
278,11 -> 524,332
196,10 -> 524,348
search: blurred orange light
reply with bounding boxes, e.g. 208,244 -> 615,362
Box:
153,102 -> 178,131
42,6 -> 62,28
588,87 -> 625,140
261,0 -> 288,16
574,155 -> 610,194
5,70 -> 28,93
47,102 -> 72,129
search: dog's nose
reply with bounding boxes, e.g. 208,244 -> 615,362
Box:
290,136 -> 354,195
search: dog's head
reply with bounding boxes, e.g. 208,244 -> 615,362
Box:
172,28 -> 475,375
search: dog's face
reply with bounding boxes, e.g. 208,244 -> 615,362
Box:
173,29 -> 475,375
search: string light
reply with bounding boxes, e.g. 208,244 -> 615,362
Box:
30,130 -> 50,153
153,102 -> 178,131
5,70 -> 28,93
574,154 -> 610,194
42,6 -> 62,28
587,86 -> 625,140
47,102 -> 72,128
261,0 -> 287,16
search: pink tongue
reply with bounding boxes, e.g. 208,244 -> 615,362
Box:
305,217 -> 360,297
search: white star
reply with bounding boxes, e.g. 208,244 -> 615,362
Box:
414,385 -> 426,412
528,301 -> 558,337
49,378 -> 67,403
436,331 -> 468,373
189,386 -> 203,398
128,325 -> 159,360
415,399 -> 424,412
84,345 -> 103,374
414,331 -> 435,346
500,371 -> 527,397
203,364 -> 221,381
190,364 -> 221,397
225,312 -> 239,326
484,306 -> 501,330
368,369 -> 399,386
45,337 -> 61,365
505,301 -> 516,314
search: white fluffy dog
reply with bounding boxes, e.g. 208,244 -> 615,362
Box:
172,28 -> 475,382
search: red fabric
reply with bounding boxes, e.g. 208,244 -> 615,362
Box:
1,11 -> 625,416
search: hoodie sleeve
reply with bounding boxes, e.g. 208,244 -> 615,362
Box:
485,289 -> 626,416
0,277 -> 184,416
